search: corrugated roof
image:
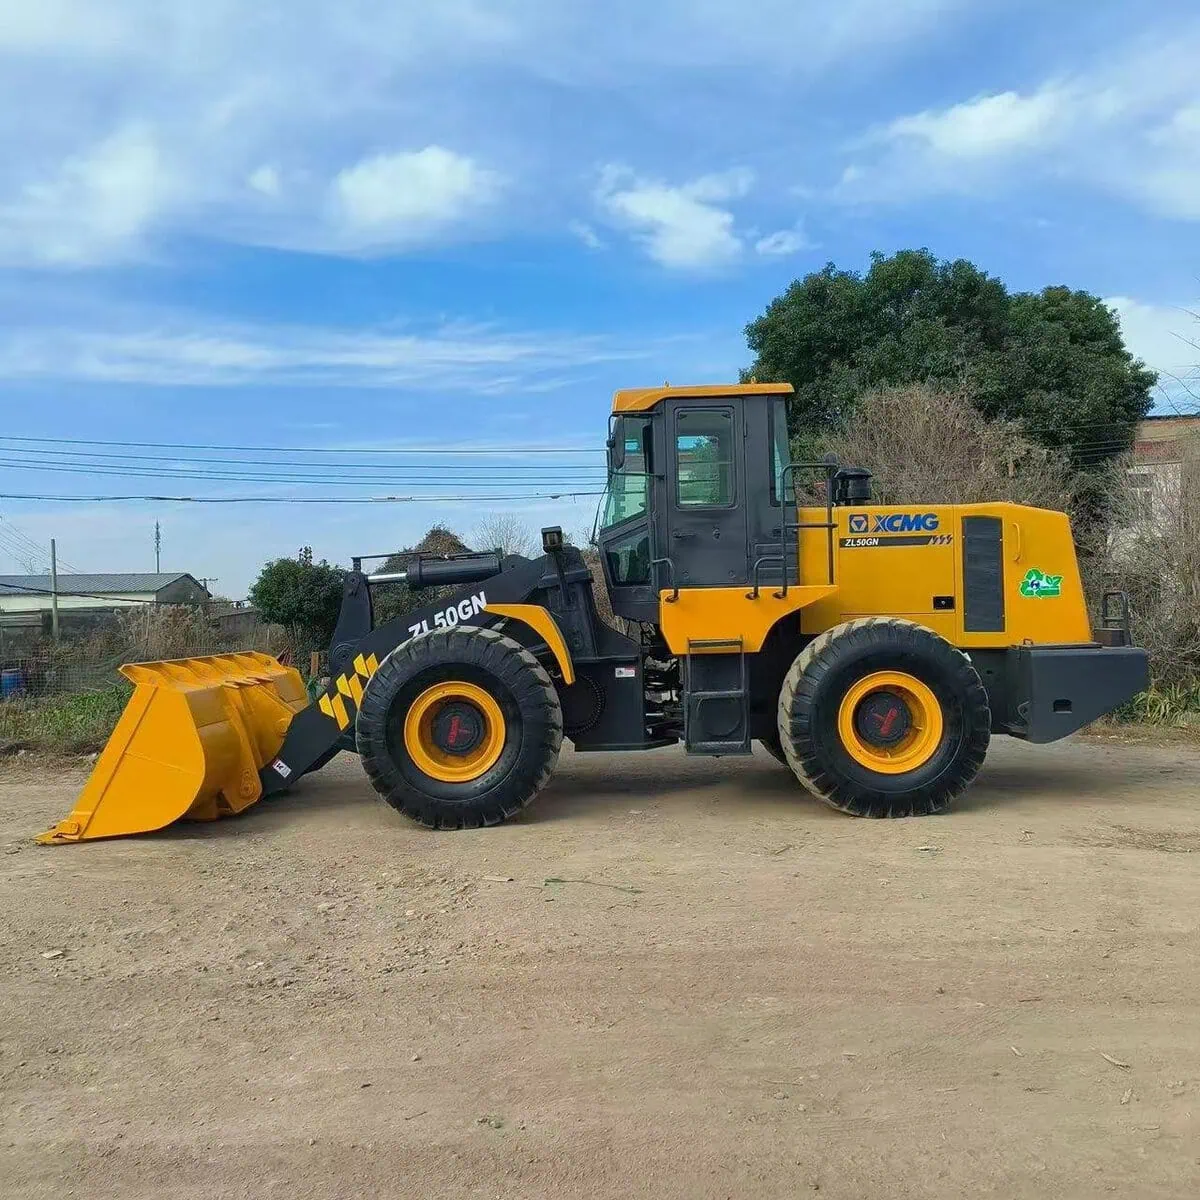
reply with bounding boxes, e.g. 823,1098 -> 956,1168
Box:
0,572 -> 201,596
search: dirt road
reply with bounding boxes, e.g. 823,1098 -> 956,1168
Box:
2,737 -> 1200,1199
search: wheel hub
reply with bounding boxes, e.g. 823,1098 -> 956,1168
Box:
836,670 -> 945,776
853,690 -> 912,748
431,702 -> 485,757
402,681 -> 507,783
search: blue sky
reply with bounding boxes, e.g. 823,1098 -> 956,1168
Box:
0,0 -> 1197,594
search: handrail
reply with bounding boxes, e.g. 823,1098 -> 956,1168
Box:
651,556 -> 680,602
746,555 -> 783,600
770,462 -> 838,598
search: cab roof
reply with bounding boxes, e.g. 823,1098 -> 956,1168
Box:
611,382 -> 794,414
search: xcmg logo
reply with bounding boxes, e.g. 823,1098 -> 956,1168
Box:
870,512 -> 940,533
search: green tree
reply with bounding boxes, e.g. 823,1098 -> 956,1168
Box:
744,249 -> 1156,467
248,547 -> 344,647
371,526 -> 470,624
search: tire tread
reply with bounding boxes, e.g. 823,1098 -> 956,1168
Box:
356,626 -> 562,829
777,617 -> 990,818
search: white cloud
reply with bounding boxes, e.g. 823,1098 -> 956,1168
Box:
247,164 -> 281,197
1105,297 -> 1198,375
754,224 -> 810,258
595,166 -> 754,270
514,0 -> 973,79
0,1 -> 979,267
0,0 -> 135,55
0,309 -> 653,391
843,28 -> 1200,217
0,124 -> 175,266
329,146 -> 503,251
882,88 -> 1071,159
1121,103 -> 1200,221
568,220 -> 603,250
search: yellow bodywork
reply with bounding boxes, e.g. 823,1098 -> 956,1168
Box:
484,603 -> 576,684
795,501 -> 1091,646
612,381 -> 793,413
659,502 -> 1091,651
657,584 -> 836,654
37,653 -> 308,844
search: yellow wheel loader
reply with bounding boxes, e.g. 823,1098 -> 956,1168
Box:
39,383 -> 1149,843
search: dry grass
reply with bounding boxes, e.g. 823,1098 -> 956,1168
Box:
1103,433 -> 1200,691
815,383 -> 1079,514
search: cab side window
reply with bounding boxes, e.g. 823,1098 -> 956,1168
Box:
676,409 -> 735,507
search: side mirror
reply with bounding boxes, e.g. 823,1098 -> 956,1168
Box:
606,432 -> 626,472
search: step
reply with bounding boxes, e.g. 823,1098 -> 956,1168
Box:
686,638 -> 745,653
689,688 -> 746,702
686,739 -> 754,756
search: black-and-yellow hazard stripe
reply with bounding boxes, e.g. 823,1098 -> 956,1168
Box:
317,652 -> 380,730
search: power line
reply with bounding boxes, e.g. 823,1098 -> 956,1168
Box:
0,491 -> 605,504
0,445 -> 606,472
0,515 -> 51,560
0,513 -> 84,573
0,434 -> 601,455
0,459 -> 606,487
0,453 -> 605,479
0,527 -> 39,568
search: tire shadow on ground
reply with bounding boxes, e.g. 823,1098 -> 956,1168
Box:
522,754 -> 826,824
954,754 -> 1172,813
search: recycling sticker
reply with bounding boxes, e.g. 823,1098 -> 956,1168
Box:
1019,568 -> 1063,598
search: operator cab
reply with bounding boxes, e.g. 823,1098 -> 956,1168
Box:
596,383 -> 796,624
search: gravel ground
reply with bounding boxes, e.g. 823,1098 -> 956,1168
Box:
2,735 -> 1200,1199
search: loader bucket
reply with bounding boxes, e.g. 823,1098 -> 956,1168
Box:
36,653 -> 309,845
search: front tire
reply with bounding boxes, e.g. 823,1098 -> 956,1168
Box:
778,618 -> 990,817
356,626 -> 562,828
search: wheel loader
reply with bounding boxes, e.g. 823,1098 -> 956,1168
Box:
38,383 -> 1149,843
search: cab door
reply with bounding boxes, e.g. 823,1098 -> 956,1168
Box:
596,412 -> 659,623
663,400 -> 748,589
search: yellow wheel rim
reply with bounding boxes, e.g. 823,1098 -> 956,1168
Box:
837,670 -> 944,775
403,681 -> 506,783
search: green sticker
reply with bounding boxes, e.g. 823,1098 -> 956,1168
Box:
1019,568 -> 1063,598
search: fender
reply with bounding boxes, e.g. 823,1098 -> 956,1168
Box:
485,603 -> 576,685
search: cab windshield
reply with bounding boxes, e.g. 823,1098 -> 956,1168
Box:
599,416 -> 650,529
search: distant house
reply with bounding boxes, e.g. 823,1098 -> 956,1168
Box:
208,600 -> 264,641
1126,414 -> 1200,528
0,572 -> 211,639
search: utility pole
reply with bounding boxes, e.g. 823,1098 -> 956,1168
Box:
50,538 -> 60,644
154,520 -> 161,572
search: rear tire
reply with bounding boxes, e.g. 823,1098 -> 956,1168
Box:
777,618 -> 990,817
356,626 -> 562,828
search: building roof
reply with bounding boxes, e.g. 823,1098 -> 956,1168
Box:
1134,413 -> 1200,463
0,572 -> 204,596
611,382 -> 793,414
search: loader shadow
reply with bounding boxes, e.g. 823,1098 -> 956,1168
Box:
521,750 -> 829,824
526,745 -> 1179,824
144,742 -> 1182,841
147,764 -> 377,842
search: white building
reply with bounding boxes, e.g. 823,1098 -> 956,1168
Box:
0,572 -> 210,637
1127,414 -> 1200,529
